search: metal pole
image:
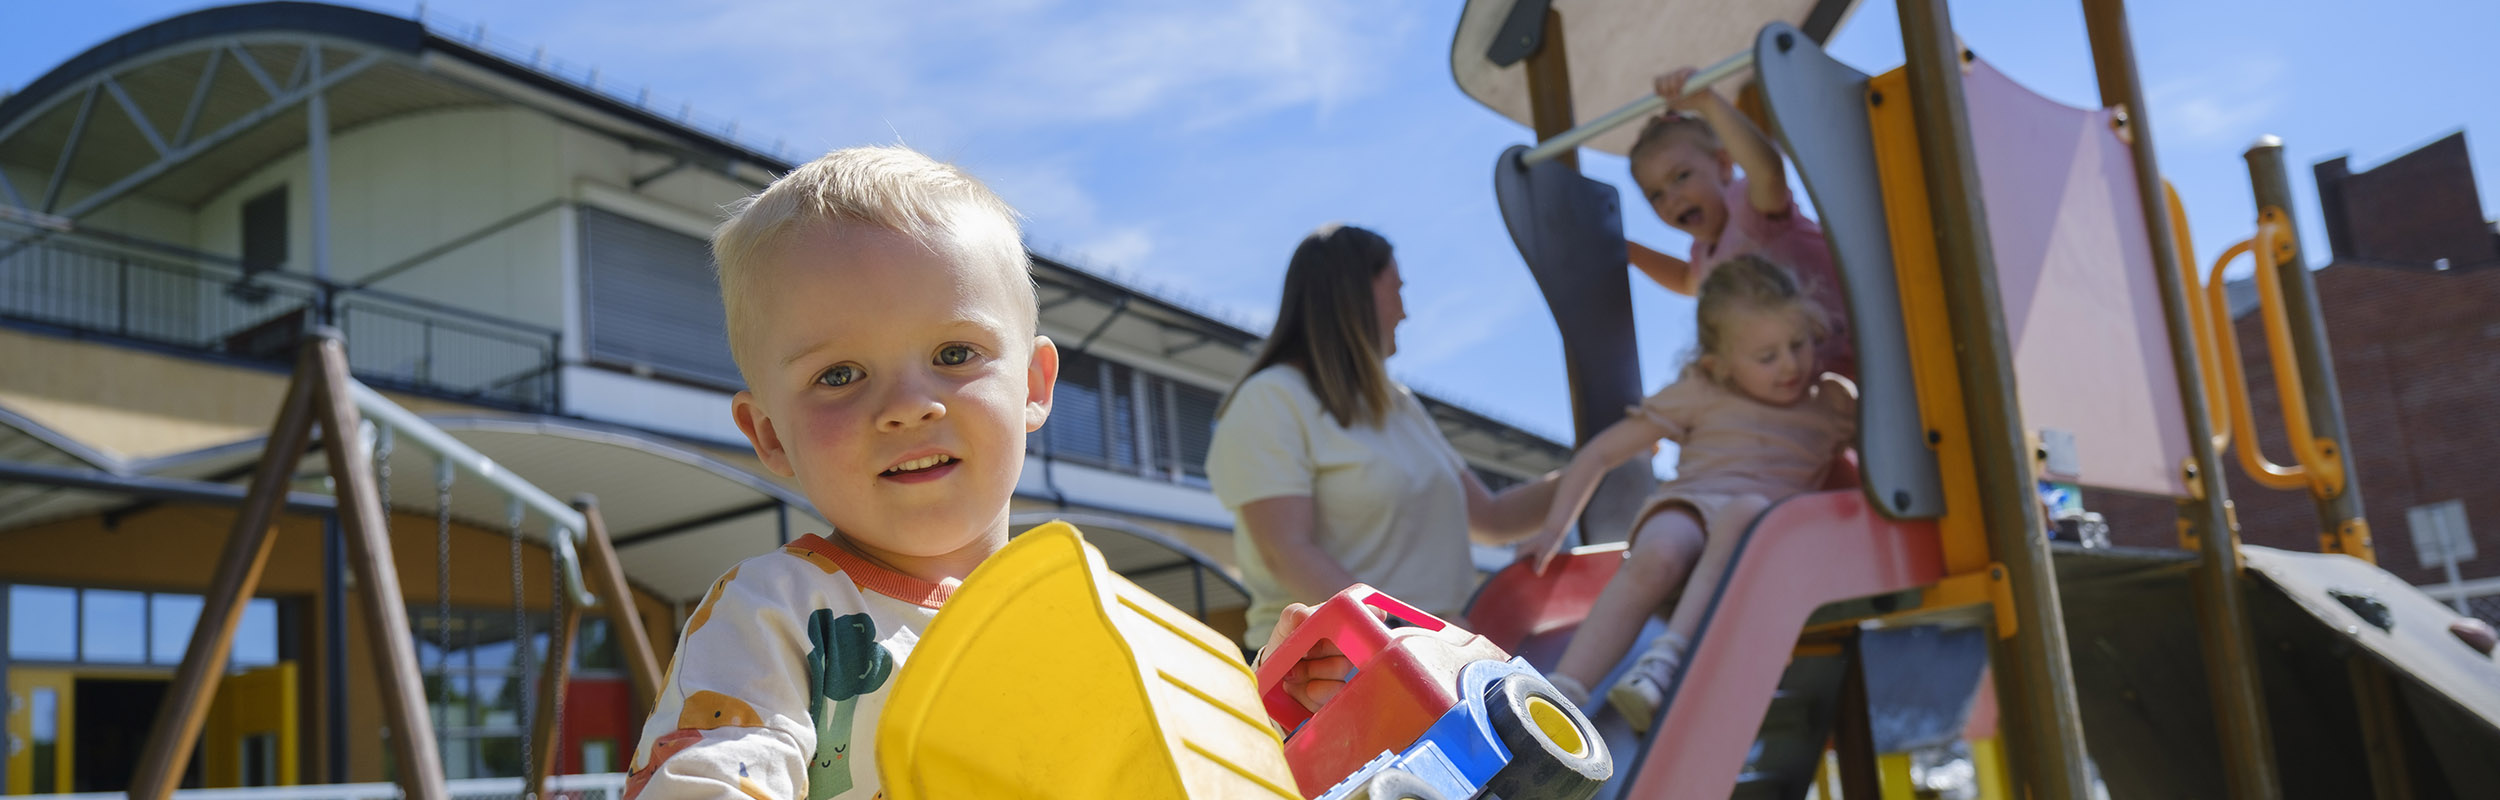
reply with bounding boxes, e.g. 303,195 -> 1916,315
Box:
347,380 -> 597,607
130,341 -> 321,800
314,330 -> 448,800
2078,3 -> 2284,796
1896,1 -> 2093,797
1520,49 -> 1757,166
2081,2 -> 2282,795
2244,141 -> 2371,560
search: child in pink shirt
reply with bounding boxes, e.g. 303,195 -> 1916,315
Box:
1520,255 -> 1856,732
1626,68 -> 1855,378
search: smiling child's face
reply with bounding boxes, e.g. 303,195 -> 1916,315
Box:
730,219 -> 1056,577
1708,306 -> 1818,406
1632,138 -> 1735,242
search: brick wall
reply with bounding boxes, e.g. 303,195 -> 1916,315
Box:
2089,263 -> 2500,598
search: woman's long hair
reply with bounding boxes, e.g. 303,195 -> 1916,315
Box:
1226,223 -> 1396,426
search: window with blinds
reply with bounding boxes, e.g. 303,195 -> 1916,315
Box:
578,206 -> 742,388
1037,350 -> 1225,486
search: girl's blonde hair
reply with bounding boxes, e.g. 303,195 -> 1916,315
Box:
1693,254 -> 1828,376
1628,111 -> 1720,166
1226,224 -> 1396,427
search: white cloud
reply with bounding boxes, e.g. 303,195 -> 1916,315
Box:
2147,57 -> 2286,145
1072,227 -> 1156,270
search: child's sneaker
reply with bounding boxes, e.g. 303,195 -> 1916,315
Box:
1608,632 -> 1689,734
1547,673 -> 1592,709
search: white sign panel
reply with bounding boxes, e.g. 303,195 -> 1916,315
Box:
2407,500 -> 2474,569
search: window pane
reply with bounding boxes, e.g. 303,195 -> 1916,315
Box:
150,594 -> 204,665
9,585 -> 77,660
581,739 -> 616,774
82,589 -> 147,662
31,687 -> 58,792
475,672 -> 520,728
477,736 -> 524,778
233,598 -> 279,667
440,736 -> 479,780
1044,350 -> 1108,464
576,618 -> 621,672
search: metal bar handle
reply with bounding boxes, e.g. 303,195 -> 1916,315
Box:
1518,49 -> 1757,167
348,379 -> 600,608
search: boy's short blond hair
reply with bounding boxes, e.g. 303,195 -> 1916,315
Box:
711,146 -> 1033,381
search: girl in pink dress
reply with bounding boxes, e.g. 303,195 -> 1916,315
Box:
1521,254 -> 1857,731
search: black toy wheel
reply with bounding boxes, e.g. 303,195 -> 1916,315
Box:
1351,767 -> 1445,800
1483,672 -> 1611,800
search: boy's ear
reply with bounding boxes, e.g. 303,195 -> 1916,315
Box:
1024,335 -> 1060,432
1715,149 -> 1736,183
1695,353 -> 1724,382
732,390 -> 796,477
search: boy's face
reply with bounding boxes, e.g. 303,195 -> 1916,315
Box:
1633,138 -> 1735,241
731,221 -> 1056,575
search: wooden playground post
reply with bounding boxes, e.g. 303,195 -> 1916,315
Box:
529,580 -> 584,797
2080,2 -> 2286,797
1893,1 -> 2095,798
310,330 -> 450,800
130,344 -> 321,800
578,498 -> 666,710
1522,7 -> 1577,171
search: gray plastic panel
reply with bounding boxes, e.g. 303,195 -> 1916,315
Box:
1493,144 -> 1654,542
1753,23 -> 1944,519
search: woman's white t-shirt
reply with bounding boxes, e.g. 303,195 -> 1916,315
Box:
1206,364 -> 1476,646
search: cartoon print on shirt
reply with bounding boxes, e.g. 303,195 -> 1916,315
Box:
806,610 -> 894,799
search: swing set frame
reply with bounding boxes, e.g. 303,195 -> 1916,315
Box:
127,327 -> 663,800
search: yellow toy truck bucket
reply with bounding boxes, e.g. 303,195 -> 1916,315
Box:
877,521 -> 1300,799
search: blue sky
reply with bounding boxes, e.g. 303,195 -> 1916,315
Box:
8,0 -> 2497,457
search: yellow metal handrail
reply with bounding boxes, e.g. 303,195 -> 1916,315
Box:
2165,182 -> 2230,452
2200,213 -> 2346,496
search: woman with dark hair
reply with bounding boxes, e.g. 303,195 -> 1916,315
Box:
1208,223 -> 1558,647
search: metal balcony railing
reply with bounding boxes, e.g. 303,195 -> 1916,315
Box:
0,218 -> 560,412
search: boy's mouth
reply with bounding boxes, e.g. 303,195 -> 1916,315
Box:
1676,207 -> 1704,228
880,454 -> 957,477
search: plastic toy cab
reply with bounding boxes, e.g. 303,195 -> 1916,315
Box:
876,521 -> 1299,799
1254,585 -> 1610,799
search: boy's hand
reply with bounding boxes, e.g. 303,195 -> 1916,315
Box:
1255,602 -> 1382,712
1519,524 -> 1571,576
1654,67 -> 1709,113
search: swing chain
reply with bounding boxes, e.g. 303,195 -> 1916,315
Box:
548,525 -> 569,786
371,423 -> 393,514
434,458 -> 454,764
508,497 -> 532,789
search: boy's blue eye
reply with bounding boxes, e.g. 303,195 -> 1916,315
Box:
936,344 -> 975,366
818,364 -> 862,387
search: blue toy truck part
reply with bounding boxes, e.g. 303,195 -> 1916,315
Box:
1315,657 -> 1610,800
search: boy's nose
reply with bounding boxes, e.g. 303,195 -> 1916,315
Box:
877,376 -> 946,429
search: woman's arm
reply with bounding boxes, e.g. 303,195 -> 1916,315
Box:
1237,495 -> 1363,604
1523,416 -> 1670,572
1461,468 -> 1562,545
1628,241 -> 1698,296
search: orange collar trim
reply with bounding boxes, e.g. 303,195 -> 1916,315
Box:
787,534 -> 955,609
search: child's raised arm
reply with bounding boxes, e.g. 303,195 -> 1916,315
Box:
1628,240 -> 1698,296
1656,68 -> 1789,215
1521,414 -> 1670,574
